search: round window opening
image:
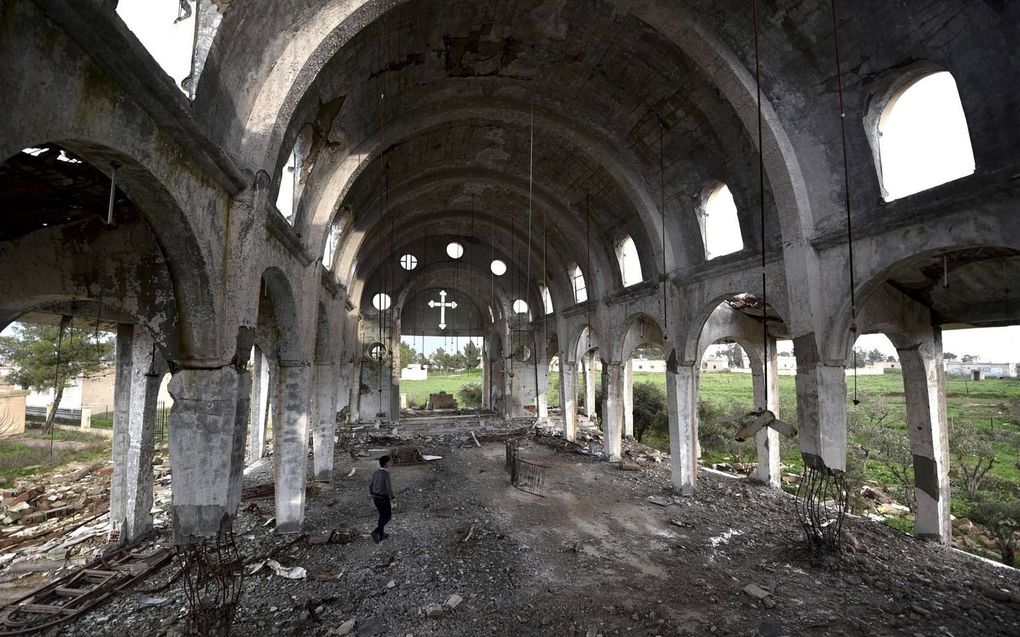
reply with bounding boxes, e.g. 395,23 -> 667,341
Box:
490,259 -> 507,276
512,299 -> 529,314
372,293 -> 392,311
446,242 -> 464,259
369,343 -> 387,361
400,254 -> 418,270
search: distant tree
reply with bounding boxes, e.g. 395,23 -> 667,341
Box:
867,348 -> 886,364
943,352 -> 958,361
778,350 -> 793,357
0,320 -> 114,432
885,355 -> 896,363
462,341 -> 481,369
430,348 -> 449,372
962,354 -> 976,363
399,341 -> 417,367
849,394 -> 914,511
851,347 -> 869,368
969,497 -> 1020,566
450,352 -> 467,370
952,427 -> 997,499
723,343 -> 744,368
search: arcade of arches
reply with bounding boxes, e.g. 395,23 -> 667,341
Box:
2,0 -> 1020,610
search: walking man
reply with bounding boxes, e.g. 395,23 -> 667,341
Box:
370,455 -> 395,543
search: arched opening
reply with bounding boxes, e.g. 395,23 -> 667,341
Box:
116,0 -> 196,95
539,284 -> 554,315
873,71 -> 975,201
569,264 -> 588,304
699,183 -> 744,260
616,235 -> 643,287
275,125 -> 316,224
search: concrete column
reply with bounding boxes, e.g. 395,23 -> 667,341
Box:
312,363 -> 336,482
750,339 -> 781,487
389,336 -> 401,423
273,362 -> 312,534
110,324 -> 162,544
481,354 -> 491,409
583,352 -> 596,417
536,359 -> 550,419
167,367 -> 250,545
794,335 -> 848,471
247,347 -> 270,464
666,361 -> 698,496
559,359 -> 578,441
899,329 -> 951,544
602,361 -> 623,461
622,359 -> 634,439
502,356 -> 514,418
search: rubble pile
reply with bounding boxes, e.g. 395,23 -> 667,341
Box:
0,449 -> 173,606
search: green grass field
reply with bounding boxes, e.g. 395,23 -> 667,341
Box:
401,367 -> 1020,489
0,426 -> 111,487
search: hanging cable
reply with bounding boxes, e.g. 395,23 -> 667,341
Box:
659,119 -> 669,341
830,0 -> 860,405
586,194 -> 593,348
525,98 -> 535,323
753,0 -> 771,412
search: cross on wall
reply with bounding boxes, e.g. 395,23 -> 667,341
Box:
428,290 -> 458,330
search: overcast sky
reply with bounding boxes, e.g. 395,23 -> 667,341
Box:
72,10 -> 1009,364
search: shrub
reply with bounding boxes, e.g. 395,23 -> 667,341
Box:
458,382 -> 483,408
632,381 -> 668,442
969,496 -> 1020,566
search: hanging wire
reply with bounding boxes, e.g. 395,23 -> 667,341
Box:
752,0 -> 770,413
830,0 -> 860,405
525,98 -> 535,324
585,194 -> 593,348
659,119 -> 669,341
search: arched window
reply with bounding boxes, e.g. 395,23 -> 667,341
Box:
512,300 -> 529,314
615,235 -> 643,287
276,126 -> 316,225
699,183 -> 743,260
117,0 -> 195,96
569,264 -> 588,303
372,293 -> 391,311
322,220 -> 341,267
539,284 -> 554,315
875,72 -> 975,201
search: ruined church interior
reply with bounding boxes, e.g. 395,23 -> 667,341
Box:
1,0 -> 1019,635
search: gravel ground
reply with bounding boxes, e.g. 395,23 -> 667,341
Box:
50,429 -> 1020,637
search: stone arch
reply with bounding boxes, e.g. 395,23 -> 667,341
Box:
258,267 -> 301,363
616,313 -> 667,363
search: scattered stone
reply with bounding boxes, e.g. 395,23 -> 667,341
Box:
618,462 -> 641,472
426,603 -> 445,618
331,619 -> 356,636
387,579 -> 396,589
446,593 -> 463,609
647,496 -> 672,507
742,583 -> 772,601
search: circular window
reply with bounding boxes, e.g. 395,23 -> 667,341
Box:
372,293 -> 392,311
512,299 -> 529,314
490,259 -> 507,276
400,254 -> 418,270
369,343 -> 387,361
446,242 -> 464,259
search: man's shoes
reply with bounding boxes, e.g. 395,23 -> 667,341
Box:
371,530 -> 381,544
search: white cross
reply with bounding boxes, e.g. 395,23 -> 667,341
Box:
427,290 -> 458,330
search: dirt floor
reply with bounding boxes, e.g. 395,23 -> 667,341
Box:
36,429 -> 1020,637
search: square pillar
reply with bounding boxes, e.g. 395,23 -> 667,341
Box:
602,361 -> 623,462
247,347 -> 270,464
110,324 -> 162,544
167,367 -> 250,545
622,359 -> 634,438
536,359 -> 550,419
750,338 -> 781,487
666,360 -> 698,496
481,355 -> 492,409
273,362 -> 312,534
793,335 -> 847,472
583,352 -> 596,417
900,328 -> 951,544
312,363 -> 337,482
559,359 -> 578,441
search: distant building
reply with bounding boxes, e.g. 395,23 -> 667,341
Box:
945,362 -> 1017,379
631,359 -> 666,373
400,364 -> 429,381
701,357 -> 728,372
